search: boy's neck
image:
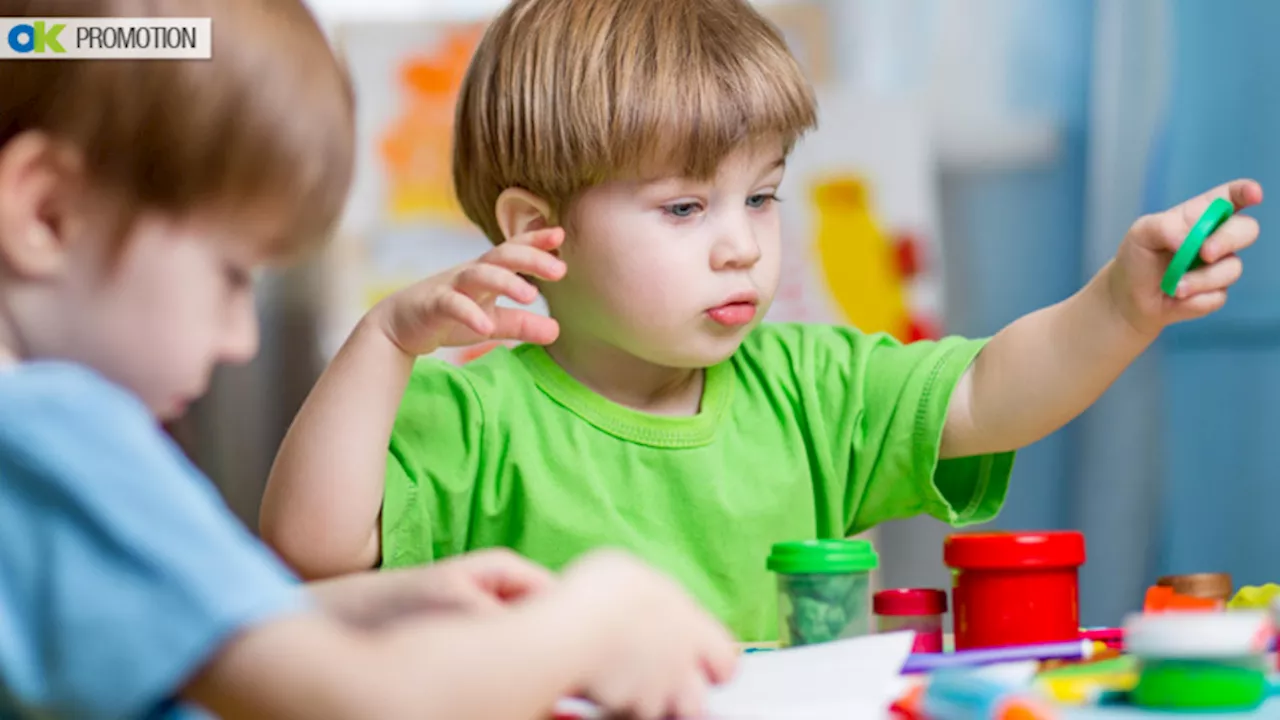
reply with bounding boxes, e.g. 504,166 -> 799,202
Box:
543,335 -> 704,416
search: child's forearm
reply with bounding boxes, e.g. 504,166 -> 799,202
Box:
260,316 -> 415,578
308,569 -> 432,629
187,593 -> 608,720
941,261 -> 1156,458
372,593 -> 608,718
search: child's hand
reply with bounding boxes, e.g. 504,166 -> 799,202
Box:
395,548 -> 557,613
312,549 -> 556,628
561,550 -> 738,719
1110,179 -> 1263,336
371,228 -> 567,356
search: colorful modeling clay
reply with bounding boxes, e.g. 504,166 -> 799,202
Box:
1229,584 -> 1280,610
1124,611 -> 1273,712
781,572 -> 870,646
767,539 -> 877,647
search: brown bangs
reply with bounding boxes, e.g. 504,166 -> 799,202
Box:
453,0 -> 817,244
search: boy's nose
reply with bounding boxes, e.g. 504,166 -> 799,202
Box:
711,226 -> 763,270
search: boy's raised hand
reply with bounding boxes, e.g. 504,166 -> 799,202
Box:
371,228 -> 567,356
557,550 -> 739,720
1109,179 -> 1263,337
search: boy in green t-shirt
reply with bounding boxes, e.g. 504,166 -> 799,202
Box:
262,0 -> 1262,642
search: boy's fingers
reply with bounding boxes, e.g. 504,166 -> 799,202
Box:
670,674 -> 708,719
442,582 -> 504,613
1176,255 -> 1242,298
633,691 -> 666,720
439,292 -> 493,337
468,550 -> 557,600
484,243 -> 567,281
507,226 -> 565,251
488,307 -> 560,345
455,263 -> 539,304
1223,179 -> 1263,211
1202,215 -> 1260,262
1183,179 -> 1263,221
698,620 -> 739,685
1179,289 -> 1229,317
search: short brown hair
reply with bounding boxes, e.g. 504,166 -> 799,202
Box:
0,0 -> 355,257
453,0 -> 817,244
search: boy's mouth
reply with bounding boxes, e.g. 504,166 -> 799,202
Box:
706,292 -> 759,327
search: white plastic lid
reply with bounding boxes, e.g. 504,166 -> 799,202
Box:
1124,611 -> 1273,659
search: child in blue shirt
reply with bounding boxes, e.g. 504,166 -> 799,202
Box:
0,1 -> 736,718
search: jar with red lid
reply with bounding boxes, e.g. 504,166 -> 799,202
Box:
944,530 -> 1086,650
874,588 -> 947,652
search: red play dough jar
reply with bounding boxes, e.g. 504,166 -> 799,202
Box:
874,588 -> 947,653
944,531 -> 1086,650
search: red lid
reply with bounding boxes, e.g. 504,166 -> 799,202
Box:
874,588 -> 947,616
943,531 -> 1086,569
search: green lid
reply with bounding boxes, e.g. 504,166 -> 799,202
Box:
1161,197 -> 1234,297
767,539 -> 878,575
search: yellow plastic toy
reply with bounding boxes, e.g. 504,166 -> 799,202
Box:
1228,584 -> 1280,610
812,177 -> 910,340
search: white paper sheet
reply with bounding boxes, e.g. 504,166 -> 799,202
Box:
553,631 -> 916,719
704,631 -> 915,718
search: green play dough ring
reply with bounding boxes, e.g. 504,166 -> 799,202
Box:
1130,659 -> 1268,711
1161,197 -> 1235,297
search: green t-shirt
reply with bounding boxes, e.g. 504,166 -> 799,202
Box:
382,322 -> 1013,642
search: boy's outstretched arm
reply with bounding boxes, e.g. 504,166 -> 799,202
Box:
259,229 -> 565,578
184,550 -> 737,720
941,179 -> 1263,459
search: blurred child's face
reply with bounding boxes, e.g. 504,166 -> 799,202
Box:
545,138 -> 785,368
0,204 -> 265,421
0,135 -> 271,420
54,214 -> 263,419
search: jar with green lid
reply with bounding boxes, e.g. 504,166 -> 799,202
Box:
767,539 -> 879,647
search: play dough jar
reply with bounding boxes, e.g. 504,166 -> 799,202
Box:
944,530 -> 1086,650
768,539 -> 878,647
874,589 -> 947,653
1124,611 -> 1272,712
1157,572 -> 1233,604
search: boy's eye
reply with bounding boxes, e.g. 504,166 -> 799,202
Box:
663,202 -> 702,218
747,192 -> 779,209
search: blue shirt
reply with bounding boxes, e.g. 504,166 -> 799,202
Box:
0,362 -> 311,719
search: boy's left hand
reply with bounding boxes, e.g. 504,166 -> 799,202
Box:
1109,179 -> 1263,337
312,549 -> 556,628
397,548 -> 557,613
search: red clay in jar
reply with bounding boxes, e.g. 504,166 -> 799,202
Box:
874,588 -> 947,653
944,530 -> 1086,650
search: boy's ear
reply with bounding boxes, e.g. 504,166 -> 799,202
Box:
0,132 -> 74,279
493,188 -> 554,242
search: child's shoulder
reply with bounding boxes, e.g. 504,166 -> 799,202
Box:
0,361 -> 150,436
0,361 -> 183,489
401,344 -> 536,410
392,345 -> 545,448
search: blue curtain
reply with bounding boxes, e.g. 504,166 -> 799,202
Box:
1149,0 -> 1280,594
